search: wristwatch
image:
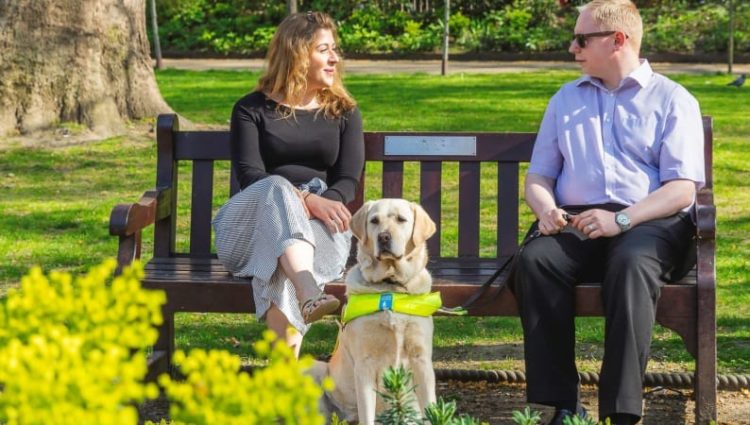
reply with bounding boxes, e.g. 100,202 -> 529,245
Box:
614,211 -> 631,232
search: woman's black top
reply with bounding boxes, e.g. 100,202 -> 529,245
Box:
230,91 -> 364,203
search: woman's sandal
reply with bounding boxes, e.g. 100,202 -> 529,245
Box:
299,292 -> 341,324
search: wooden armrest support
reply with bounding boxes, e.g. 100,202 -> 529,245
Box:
109,187 -> 172,236
695,188 -> 716,291
109,190 -> 158,236
695,189 -> 716,241
109,187 -> 174,273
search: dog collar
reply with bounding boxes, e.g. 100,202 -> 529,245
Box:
341,292 -> 442,324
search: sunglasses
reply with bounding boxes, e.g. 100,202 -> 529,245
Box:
573,31 -> 618,48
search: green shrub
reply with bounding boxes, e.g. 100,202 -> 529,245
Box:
0,260 -> 165,424
397,20 -> 442,53
642,3 -> 750,54
150,0 -> 748,56
473,0 -> 571,52
155,0 -> 284,54
644,5 -> 725,53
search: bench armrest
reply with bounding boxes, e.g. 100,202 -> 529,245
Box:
109,189 -> 160,237
109,187 -> 170,273
694,187 -> 716,289
695,188 -> 716,241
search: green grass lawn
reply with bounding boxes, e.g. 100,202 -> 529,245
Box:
1,69 -> 748,375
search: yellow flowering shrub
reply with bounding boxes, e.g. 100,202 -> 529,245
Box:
0,260 -> 332,425
0,259 -> 165,424
160,330 -> 331,425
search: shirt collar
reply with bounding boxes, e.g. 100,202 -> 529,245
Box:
576,59 -> 654,91
628,59 -> 653,88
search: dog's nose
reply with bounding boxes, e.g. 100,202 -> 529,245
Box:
378,232 -> 391,245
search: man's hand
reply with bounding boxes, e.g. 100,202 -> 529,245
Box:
305,193 -> 352,233
570,209 -> 620,239
538,207 -> 569,235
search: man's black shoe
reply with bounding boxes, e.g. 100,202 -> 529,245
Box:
546,406 -> 588,425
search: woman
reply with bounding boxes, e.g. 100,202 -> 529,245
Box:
212,11 -> 364,356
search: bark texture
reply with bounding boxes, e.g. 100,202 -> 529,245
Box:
0,0 -> 172,137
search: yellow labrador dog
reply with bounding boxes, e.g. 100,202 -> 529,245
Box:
310,199 -> 437,425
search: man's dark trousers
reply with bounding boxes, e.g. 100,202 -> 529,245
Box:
514,206 -> 695,419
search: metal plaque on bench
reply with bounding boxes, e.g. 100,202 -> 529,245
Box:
384,136 -> 477,156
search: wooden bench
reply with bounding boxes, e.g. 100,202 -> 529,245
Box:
110,113 -> 717,423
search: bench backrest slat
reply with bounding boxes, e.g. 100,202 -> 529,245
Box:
702,116 -> 713,188
498,162 -> 520,257
174,132 -> 231,160
154,115 -> 178,258
383,161 -> 405,198
190,160 -> 214,257
458,162 -> 481,257
420,161 -> 442,257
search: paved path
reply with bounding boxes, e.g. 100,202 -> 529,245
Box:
160,58 -> 750,75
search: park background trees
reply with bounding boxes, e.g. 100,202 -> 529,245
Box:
151,0 -> 749,58
1,0 -> 745,137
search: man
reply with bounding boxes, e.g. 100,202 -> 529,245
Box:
514,1 -> 705,424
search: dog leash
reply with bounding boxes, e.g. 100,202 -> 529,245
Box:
442,213 -> 583,314
438,229 -> 543,315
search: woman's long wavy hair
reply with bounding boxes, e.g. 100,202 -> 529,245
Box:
256,11 -> 356,119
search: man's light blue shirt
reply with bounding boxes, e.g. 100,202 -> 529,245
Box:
528,60 -> 705,208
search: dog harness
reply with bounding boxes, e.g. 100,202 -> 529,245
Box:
341,292 -> 442,324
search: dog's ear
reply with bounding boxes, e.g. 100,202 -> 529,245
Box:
350,201 -> 373,243
410,202 -> 436,247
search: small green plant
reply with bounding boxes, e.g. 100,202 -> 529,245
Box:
376,366 -> 488,425
562,412 -> 598,425
376,366 -> 423,425
423,398 -> 458,424
424,398 -> 485,425
511,406 -> 542,425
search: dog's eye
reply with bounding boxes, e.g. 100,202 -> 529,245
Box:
397,215 -> 407,223
370,217 -> 379,225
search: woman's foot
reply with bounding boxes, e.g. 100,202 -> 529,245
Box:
299,292 -> 340,324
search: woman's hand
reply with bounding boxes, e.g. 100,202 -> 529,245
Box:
305,193 -> 352,233
292,188 -> 311,218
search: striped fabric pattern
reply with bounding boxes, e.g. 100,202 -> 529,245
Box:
212,175 -> 351,334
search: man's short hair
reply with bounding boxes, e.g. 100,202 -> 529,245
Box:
583,0 -> 643,52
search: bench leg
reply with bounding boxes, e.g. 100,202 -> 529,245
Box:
148,308 -> 175,381
695,295 -> 717,423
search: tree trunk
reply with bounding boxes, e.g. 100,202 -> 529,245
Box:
150,0 -> 163,70
287,0 -> 298,15
0,0 -> 172,137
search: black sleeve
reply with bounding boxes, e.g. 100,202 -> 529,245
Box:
321,107 -> 364,204
230,100 -> 270,189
